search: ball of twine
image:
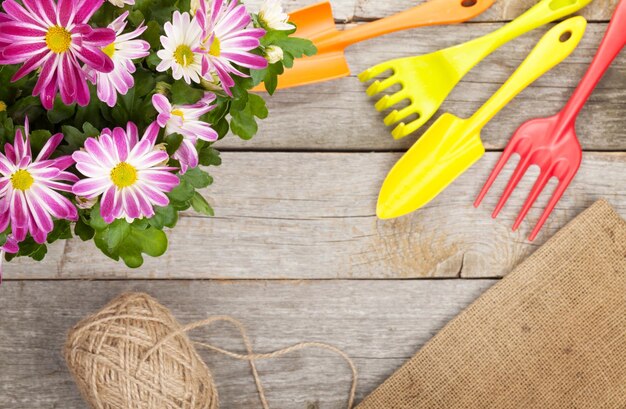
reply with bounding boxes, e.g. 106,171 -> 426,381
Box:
64,293 -> 219,409
64,292 -> 357,409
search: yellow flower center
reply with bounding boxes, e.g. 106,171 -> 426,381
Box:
110,162 -> 138,188
45,26 -> 72,53
174,44 -> 194,67
11,169 -> 34,191
102,43 -> 116,58
0,101 -> 6,112
209,36 -> 221,57
171,109 -> 185,121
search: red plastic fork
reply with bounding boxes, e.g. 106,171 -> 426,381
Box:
475,0 -> 626,241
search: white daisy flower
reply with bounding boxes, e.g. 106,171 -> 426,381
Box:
108,0 -> 135,7
259,0 -> 294,31
157,11 -> 204,84
265,45 -> 284,63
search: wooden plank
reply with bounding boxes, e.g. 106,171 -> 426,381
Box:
219,23 -> 626,151
356,0 -> 619,22
245,0 -> 359,21
245,0 -> 618,22
4,152 -> 625,280
0,279 -> 496,409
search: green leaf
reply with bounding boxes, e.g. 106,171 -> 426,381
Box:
74,85 -> 105,129
248,94 -> 268,119
148,205 -> 178,229
14,237 -> 47,261
75,218 -> 95,241
62,125 -> 87,150
62,122 -> 99,153
89,204 -> 108,232
30,244 -> 48,261
230,94 -> 267,140
213,118 -> 230,139
8,96 -> 44,123
118,226 -> 169,268
133,69 -> 157,98
29,130 -> 52,154
83,122 -> 100,137
251,67 -> 267,86
47,220 -> 72,243
146,53 -> 161,70
198,146 -> 221,167
191,192 -> 214,216
167,178 -> 195,203
107,219 -> 131,249
47,97 -> 76,124
164,133 -> 184,155
143,20 -> 162,49
182,167 -> 212,188
128,10 -> 145,26
171,80 -> 204,105
94,230 -> 118,261
134,227 -> 168,257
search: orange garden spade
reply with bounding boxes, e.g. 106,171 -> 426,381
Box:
252,0 -> 495,92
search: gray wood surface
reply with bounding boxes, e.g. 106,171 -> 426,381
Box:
245,0 -> 618,22
5,152 -> 625,280
0,279 -> 495,409
219,23 -> 626,151
355,0 -> 618,22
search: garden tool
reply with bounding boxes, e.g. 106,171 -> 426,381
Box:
359,0 -> 593,139
251,0 -> 496,92
377,17 -> 587,220
475,0 -> 626,241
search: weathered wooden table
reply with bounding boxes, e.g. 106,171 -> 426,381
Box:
1,1 -> 624,407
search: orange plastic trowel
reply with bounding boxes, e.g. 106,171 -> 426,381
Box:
252,0 -> 495,92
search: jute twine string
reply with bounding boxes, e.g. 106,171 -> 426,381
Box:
65,293 -> 356,409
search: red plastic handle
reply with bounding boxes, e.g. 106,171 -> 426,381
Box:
557,0 -> 626,134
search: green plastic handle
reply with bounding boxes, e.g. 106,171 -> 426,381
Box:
468,16 -> 588,133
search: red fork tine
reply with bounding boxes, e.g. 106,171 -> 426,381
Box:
512,170 -> 553,231
527,174 -> 576,241
474,142 -> 518,208
492,156 -> 532,218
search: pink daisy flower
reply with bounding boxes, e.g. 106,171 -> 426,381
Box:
0,235 -> 19,283
72,122 -> 180,224
197,0 -> 267,95
152,93 -> 218,173
85,11 -> 150,107
0,118 -> 79,244
0,14 -> 11,49
0,0 -> 115,109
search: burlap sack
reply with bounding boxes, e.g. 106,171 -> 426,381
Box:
358,199 -> 626,409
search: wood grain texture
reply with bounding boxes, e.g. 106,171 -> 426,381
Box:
355,0 -> 619,22
0,279 -> 495,409
219,23 -> 626,152
4,152 -> 625,280
244,0 -> 618,22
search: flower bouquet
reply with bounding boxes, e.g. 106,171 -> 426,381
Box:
0,0 -> 315,273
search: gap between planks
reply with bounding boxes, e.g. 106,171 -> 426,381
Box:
4,152 -> 625,281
